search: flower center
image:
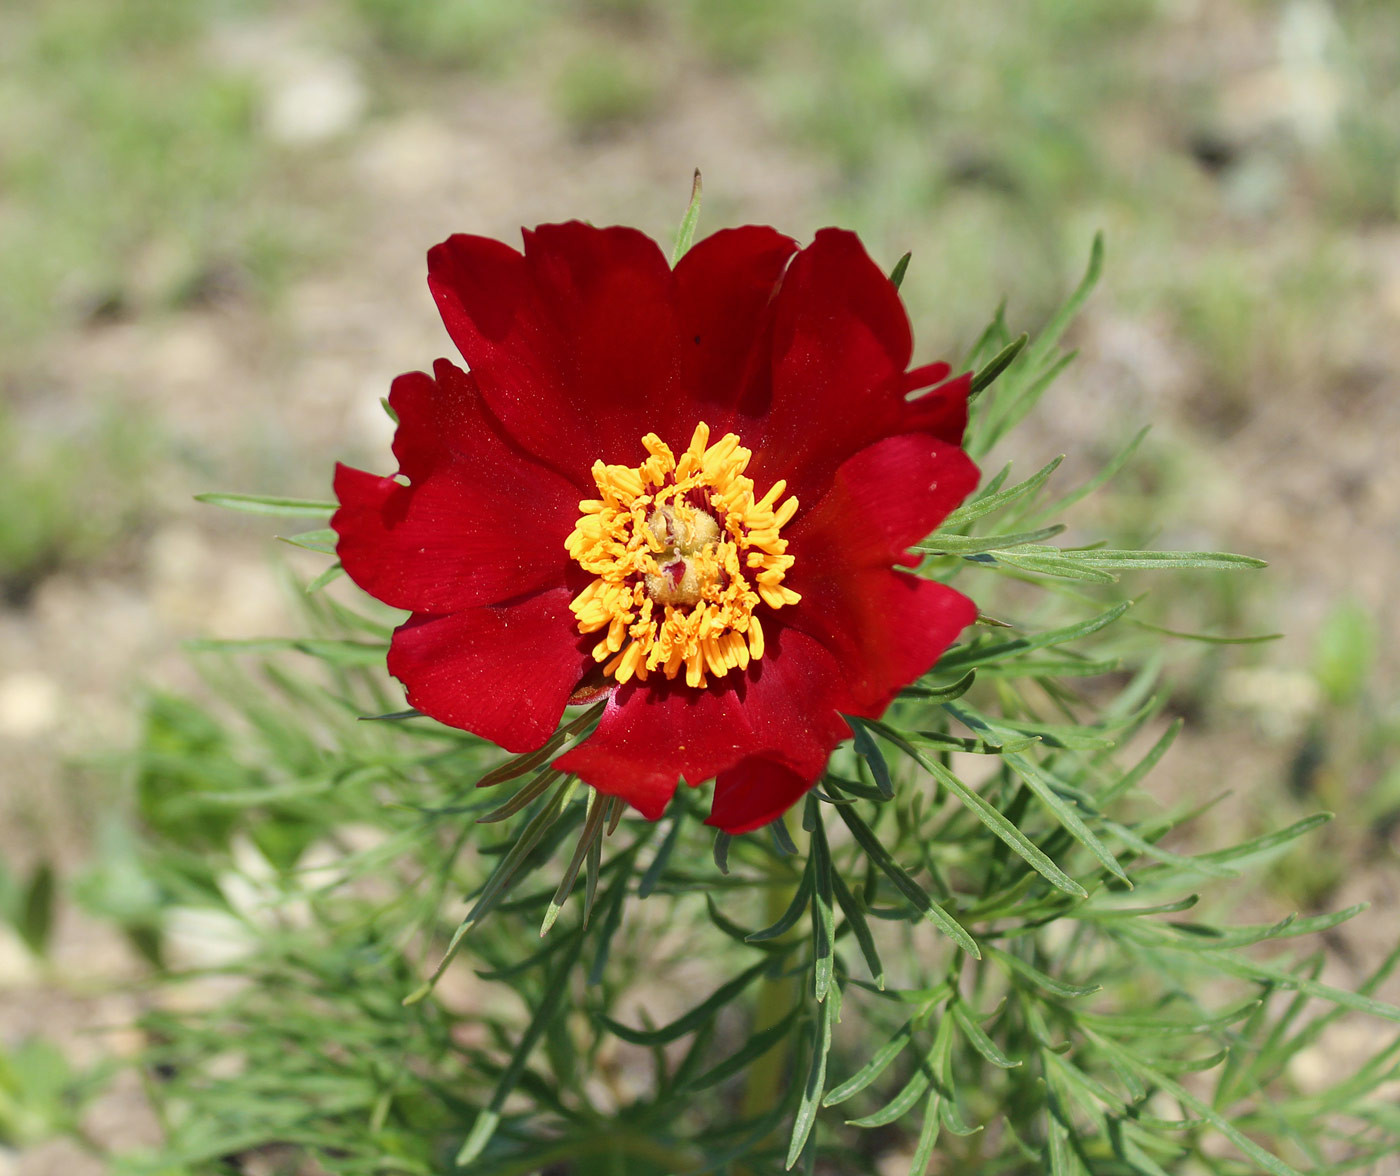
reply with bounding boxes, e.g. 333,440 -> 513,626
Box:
565,422 -> 801,689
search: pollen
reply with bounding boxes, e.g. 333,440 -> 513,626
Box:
564,422 -> 801,689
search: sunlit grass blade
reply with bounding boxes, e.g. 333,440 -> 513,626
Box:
194,492 -> 337,516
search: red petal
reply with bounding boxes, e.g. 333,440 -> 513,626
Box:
427,223 -> 686,485
783,433 -> 981,714
738,229 -> 913,504
332,365 -> 580,614
555,625 -> 850,821
386,587 -> 589,753
904,369 -> 971,445
673,226 -> 798,435
707,757 -> 816,835
790,432 -> 980,568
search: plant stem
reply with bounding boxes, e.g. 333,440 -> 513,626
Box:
741,822 -> 804,1123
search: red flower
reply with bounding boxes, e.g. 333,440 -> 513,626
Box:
332,222 -> 980,834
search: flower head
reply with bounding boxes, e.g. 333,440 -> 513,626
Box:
333,222 -> 980,833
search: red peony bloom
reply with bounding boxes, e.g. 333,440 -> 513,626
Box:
332,222 -> 980,834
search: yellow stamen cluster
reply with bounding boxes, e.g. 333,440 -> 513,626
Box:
565,422 -> 801,689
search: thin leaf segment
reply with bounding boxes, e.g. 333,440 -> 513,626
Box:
566,421 -> 801,688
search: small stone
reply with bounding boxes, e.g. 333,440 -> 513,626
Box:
0,672 -> 60,739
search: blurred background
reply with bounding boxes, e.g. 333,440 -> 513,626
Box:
1,0 -> 1397,1168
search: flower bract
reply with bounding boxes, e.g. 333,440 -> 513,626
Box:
333,221 -> 980,833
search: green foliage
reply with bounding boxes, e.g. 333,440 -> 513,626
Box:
0,0 -> 274,351
83,248 -> 1400,1175
551,47 -> 658,137
0,404 -> 159,601
349,0 -> 542,70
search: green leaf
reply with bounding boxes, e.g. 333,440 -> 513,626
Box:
1132,620 -> 1282,645
276,528 -> 336,554
831,868 -> 884,989
1157,903 -> 1366,951
1164,949 -> 1400,1023
1100,718 -> 1182,805
598,957 -> 773,1046
1046,548 -> 1267,572
478,704 -> 604,790
907,1085 -> 942,1176
193,492 -> 337,517
889,251 -> 911,289
638,811 -> 683,898
833,803 -> 980,958
938,601 -> 1132,673
304,561 -> 344,594
1192,813 -> 1332,867
846,1061 -> 931,1127
747,857 -> 815,942
455,930 -> 585,1165
1029,231 -> 1103,366
848,716 -> 894,799
970,332 -> 1029,397
1025,425 -> 1148,526
824,1018 -> 915,1106
405,775 -> 580,1004
786,983 -> 839,1167
183,637 -> 387,667
986,945 -> 1101,999
587,846 -> 635,986
1089,1031 -> 1304,1176
980,547 -> 1119,583
950,1000 -> 1020,1069
540,789 -> 609,935
997,748 -> 1130,885
18,861 -> 56,956
942,455 -> 1064,529
921,524 -> 1066,556
670,168 -> 703,265
899,669 -> 977,703
476,770 -> 566,825
685,1007 -> 801,1091
808,799 -> 836,1003
866,723 -> 1085,897
713,831 -> 733,875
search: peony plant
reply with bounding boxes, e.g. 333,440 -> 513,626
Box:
102,181 -> 1400,1176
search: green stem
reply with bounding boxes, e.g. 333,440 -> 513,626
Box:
741,824 -> 805,1123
